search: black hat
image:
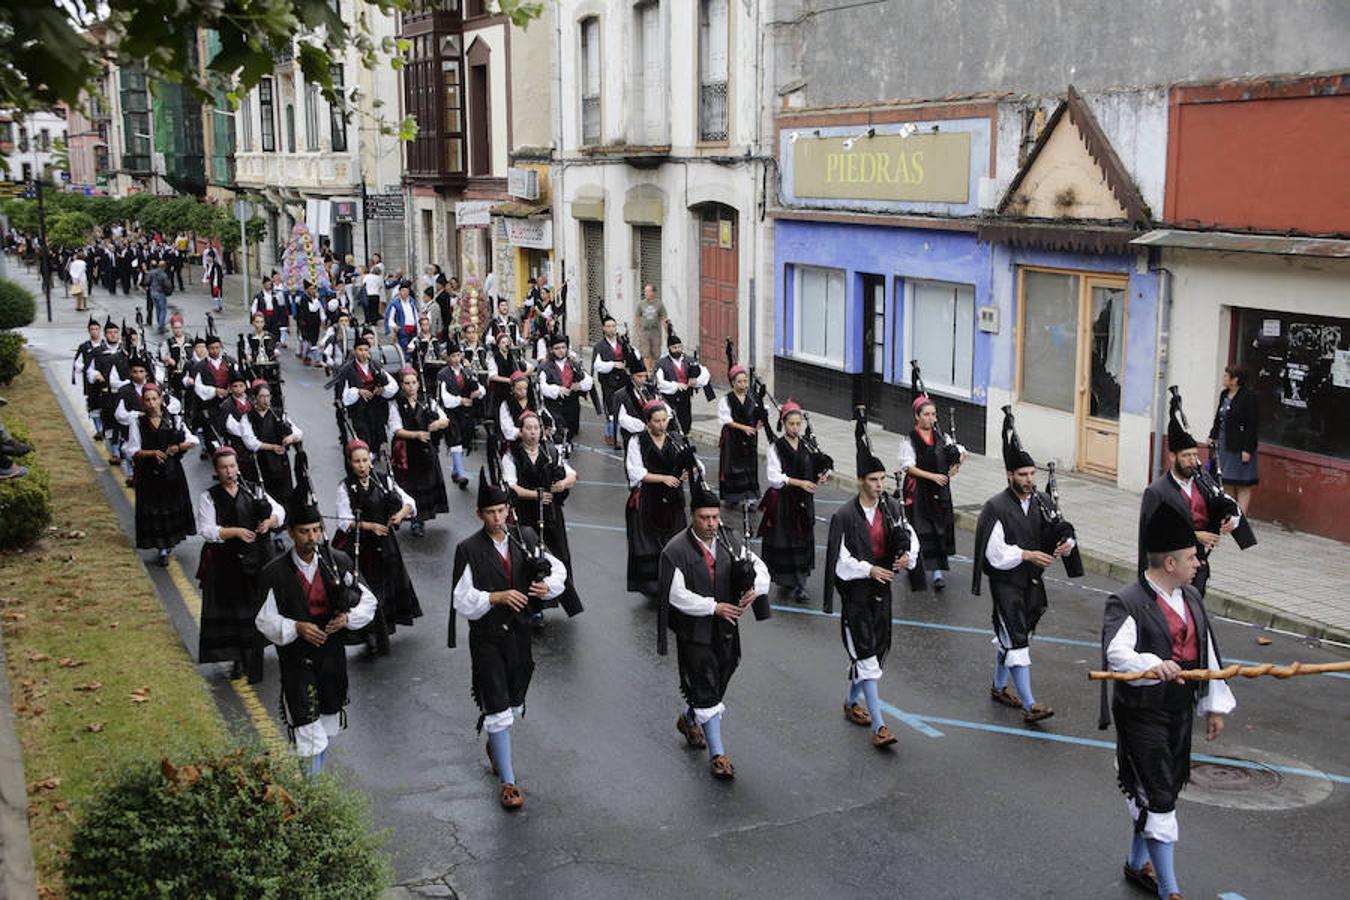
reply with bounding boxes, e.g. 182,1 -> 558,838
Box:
104,316 -> 118,331
423,286 -> 434,298
667,330 -> 682,348
288,450 -> 323,526
128,356 -> 148,370
624,345 -> 645,372
1167,386 -> 1198,452
1000,406 -> 1036,471
476,468 -> 511,510
445,340 -> 462,354
436,273 -> 448,285
228,369 -> 248,385
399,279 -> 413,290
353,336 -> 371,349
1143,500 -> 1197,554
206,334 -> 222,346
689,479 -> 720,513
854,418 -> 886,478
87,315 -> 100,329
191,335 -> 206,347
549,332 -> 568,347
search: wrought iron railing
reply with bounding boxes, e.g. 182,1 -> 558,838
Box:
699,81 -> 728,142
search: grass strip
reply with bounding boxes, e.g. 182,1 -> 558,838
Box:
1,355 -> 229,896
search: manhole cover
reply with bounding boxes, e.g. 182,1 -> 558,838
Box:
1181,746 -> 1335,811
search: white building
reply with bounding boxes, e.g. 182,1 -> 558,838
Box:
234,0 -> 406,276
553,0 -> 773,377
1,110 -> 69,186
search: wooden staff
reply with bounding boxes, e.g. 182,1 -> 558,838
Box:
1089,661 -> 1350,682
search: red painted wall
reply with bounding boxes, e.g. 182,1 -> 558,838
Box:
1246,446 -> 1350,543
1165,78 -> 1350,235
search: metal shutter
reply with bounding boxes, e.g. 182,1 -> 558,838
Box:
583,221 -> 605,342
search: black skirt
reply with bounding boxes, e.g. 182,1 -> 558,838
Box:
676,625 -> 740,710
133,457 -> 196,549
718,425 -> 760,503
392,437 -> 450,520
626,485 -> 687,593
757,486 -> 816,580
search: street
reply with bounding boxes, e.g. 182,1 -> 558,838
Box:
22,286 -> 1350,900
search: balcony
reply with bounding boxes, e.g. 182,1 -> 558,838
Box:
234,150 -> 359,191
699,81 -> 728,142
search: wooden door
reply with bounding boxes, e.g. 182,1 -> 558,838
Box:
698,207 -> 737,382
1076,276 -> 1128,478
860,273 -> 886,411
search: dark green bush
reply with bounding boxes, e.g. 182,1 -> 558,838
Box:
0,278 -> 37,329
64,747 -> 392,899
0,332 -> 26,385
0,416 -> 49,548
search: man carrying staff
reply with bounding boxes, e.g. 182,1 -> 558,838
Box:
1102,500 -> 1235,900
971,409 -> 1076,722
196,447 -> 284,683
658,478 -> 769,780
823,426 -> 918,749
1138,389 -> 1247,598
256,485 -> 377,776
449,471 -> 567,809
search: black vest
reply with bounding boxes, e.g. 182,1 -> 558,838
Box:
664,529 -> 737,645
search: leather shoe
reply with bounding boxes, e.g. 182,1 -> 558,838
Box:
499,783 -> 524,809
677,714 -> 707,749
1,438 -> 32,457
1122,861 -> 1159,894
990,685 -> 1022,708
1023,703 -> 1055,723
872,725 -> 898,748
843,702 -> 872,727
709,755 -> 735,779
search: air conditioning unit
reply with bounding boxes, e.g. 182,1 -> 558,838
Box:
508,167 -> 539,201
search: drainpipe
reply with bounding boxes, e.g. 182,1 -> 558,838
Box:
1152,266 -> 1173,480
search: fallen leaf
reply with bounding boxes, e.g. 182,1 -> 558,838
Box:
52,800 -> 69,812
73,681 -> 103,692
86,722 -> 104,733
1256,636 -> 1273,646
27,652 -> 49,663
2,611 -> 26,621
31,777 -> 61,791
58,658 -> 86,668
130,695 -> 150,704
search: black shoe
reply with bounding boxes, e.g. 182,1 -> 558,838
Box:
157,549 -> 170,568
228,661 -> 244,680
1,439 -> 32,457
932,577 -> 946,594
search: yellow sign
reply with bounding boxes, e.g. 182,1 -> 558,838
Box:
718,220 -> 733,249
792,132 -> 972,204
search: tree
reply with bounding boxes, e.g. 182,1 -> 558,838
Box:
2,1 -> 543,116
45,210 -> 96,249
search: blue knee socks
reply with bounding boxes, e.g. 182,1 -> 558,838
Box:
1145,838 -> 1178,897
1127,831 -> 1149,870
703,713 -> 725,757
451,449 -> 466,478
994,650 -> 1010,690
846,680 -> 863,707
301,749 -> 326,777
859,679 -> 886,732
488,728 -> 515,784
1010,665 -> 1036,709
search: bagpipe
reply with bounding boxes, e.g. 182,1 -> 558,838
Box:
800,411 -> 834,481
725,338 -> 777,434
856,406 -> 925,594
664,320 -> 716,402
1169,386 -> 1257,550
723,497 -> 771,622
910,359 -> 962,474
1003,405 -> 1085,578
294,450 -> 362,614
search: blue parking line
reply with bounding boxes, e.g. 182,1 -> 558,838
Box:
1218,893 -> 1248,899
880,702 -> 945,738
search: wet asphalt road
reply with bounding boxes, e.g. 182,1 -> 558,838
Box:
26,296 -> 1350,900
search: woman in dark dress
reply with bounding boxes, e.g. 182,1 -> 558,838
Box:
897,396 -> 965,593
758,402 -> 828,603
387,367 -> 451,535
717,366 -> 762,507
624,401 -> 694,595
125,382 -> 197,566
1208,363 -> 1259,511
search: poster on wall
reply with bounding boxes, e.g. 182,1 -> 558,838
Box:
1332,349 -> 1350,389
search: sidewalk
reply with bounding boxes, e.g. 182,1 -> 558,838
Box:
686,404 -> 1350,645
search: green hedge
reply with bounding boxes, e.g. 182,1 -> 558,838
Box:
64,747 -> 392,899
0,416 -> 50,548
0,277 -> 37,330
0,332 -> 27,385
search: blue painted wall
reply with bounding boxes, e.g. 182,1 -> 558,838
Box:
774,218 -> 994,405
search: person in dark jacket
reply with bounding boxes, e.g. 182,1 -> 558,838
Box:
1207,364 -> 1258,511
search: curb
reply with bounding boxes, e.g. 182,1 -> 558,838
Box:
0,637 -> 39,900
687,422 -> 1350,647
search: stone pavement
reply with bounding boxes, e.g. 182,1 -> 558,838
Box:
686,402 -> 1350,645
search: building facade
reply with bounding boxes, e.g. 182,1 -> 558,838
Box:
0,110 -> 69,187
234,0 -> 406,275
553,0 -> 774,375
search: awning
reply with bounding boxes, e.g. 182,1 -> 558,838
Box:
1130,229 -> 1350,259
571,185 -> 605,221
976,220 -> 1141,254
490,200 -> 550,219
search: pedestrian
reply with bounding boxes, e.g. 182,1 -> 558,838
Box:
657,476 -> 769,780
485,296 -> 521,347
68,251 -> 89,311
636,282 -> 666,365
255,485 -> 378,776
320,308 -> 355,373
625,401 -> 695,595
898,395 -> 965,593
242,312 -> 283,409
384,280 -> 419,352
196,447 -> 284,684
124,381 -> 197,567
362,261 -> 385,327
214,370 -> 256,471
537,333 -> 593,440
432,274 -> 456,341
387,367 -> 451,536
1207,364 -> 1259,511
758,401 -> 829,604
823,427 -> 918,749
334,337 -> 397,453
203,249 -> 224,312
146,259 -> 173,333
654,327 -> 711,436
717,365 -> 764,507
333,439 -> 420,657
296,281 -> 326,366
1138,390 -> 1248,597
73,316 -> 104,437
449,470 -> 567,809
159,315 -> 192,409
436,340 -> 483,489
502,410 -> 584,623
1102,499 -> 1235,900
416,286 -> 444,340
591,315 -> 634,447
485,330 -> 528,426
971,408 -> 1079,723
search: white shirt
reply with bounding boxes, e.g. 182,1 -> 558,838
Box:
834,501 -> 920,580
1169,472 -> 1242,526
386,398 -> 448,445
193,357 -> 230,401
68,258 -> 87,286
333,477 -> 417,531
655,355 -> 711,395
123,411 -> 198,458
341,363 -> 397,407
668,532 -> 770,617
362,272 -> 384,300
539,357 -> 593,398
115,382 -> 182,426
897,432 -> 968,472
450,532 -> 567,620
255,550 -> 378,647
501,447 -> 576,488
195,484 -> 285,543
1105,574 -> 1236,717
983,494 -> 1076,571
438,367 -> 482,410
239,409 -> 302,453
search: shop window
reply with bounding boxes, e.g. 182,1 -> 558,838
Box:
791,264 -> 846,368
904,279 -> 975,395
1018,270 -> 1080,412
1232,308 -> 1350,460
